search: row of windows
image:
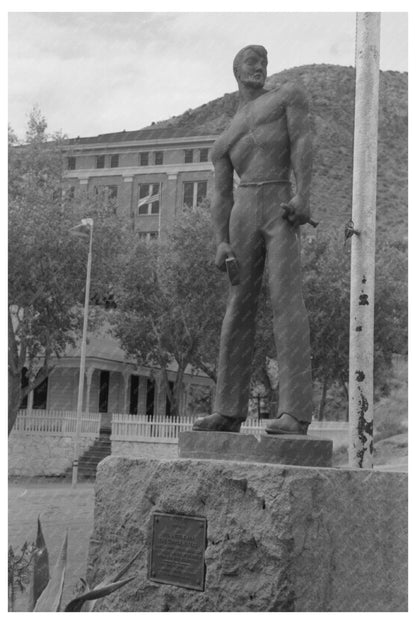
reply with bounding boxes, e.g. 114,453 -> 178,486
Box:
137,231 -> 159,241
65,185 -> 118,201
64,180 -> 208,212
66,148 -> 210,170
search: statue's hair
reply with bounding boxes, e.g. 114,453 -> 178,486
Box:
233,45 -> 268,79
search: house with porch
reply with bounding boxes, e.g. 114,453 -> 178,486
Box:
21,323 -> 214,432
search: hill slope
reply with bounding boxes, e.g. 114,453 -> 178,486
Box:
147,64 -> 408,242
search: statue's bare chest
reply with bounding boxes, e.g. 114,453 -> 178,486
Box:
215,91 -> 287,162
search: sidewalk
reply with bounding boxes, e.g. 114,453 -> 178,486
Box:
8,479 -> 95,612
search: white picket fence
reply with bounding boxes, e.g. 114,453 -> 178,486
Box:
13,410 -> 349,448
111,413 -> 196,442
111,413 -> 349,444
14,410 -> 101,436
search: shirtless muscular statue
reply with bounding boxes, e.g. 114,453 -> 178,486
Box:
193,45 -> 314,435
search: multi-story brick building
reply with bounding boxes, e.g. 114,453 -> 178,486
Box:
21,127 -> 219,422
63,127 -> 217,241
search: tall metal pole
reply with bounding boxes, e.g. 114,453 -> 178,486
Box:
348,13 -> 381,469
72,219 -> 93,486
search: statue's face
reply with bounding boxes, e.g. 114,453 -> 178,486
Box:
236,49 -> 267,89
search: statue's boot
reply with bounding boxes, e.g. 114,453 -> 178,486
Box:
192,412 -> 244,432
265,412 -> 309,435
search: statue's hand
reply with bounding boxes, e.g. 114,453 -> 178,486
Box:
281,195 -> 310,227
215,242 -> 235,272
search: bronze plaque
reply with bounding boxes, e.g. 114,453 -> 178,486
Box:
148,512 -> 207,591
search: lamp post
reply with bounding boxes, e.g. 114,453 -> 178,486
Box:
69,218 -> 93,486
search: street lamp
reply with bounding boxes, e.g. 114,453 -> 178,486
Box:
69,218 -> 93,486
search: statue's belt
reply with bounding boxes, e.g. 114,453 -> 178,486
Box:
238,179 -> 291,187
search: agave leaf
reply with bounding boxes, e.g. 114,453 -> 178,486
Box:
87,550 -> 141,611
33,530 -> 68,612
28,517 -> 50,611
66,551 -> 140,612
64,575 -> 136,611
108,550 -> 140,583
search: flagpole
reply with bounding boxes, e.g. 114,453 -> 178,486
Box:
71,219 -> 94,486
348,13 -> 381,468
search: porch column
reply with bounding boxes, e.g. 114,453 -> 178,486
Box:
154,372 -> 166,416
122,372 -> 130,414
85,367 -> 95,415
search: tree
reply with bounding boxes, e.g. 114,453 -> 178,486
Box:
8,108 -> 123,434
112,203 -> 226,416
247,229 -> 407,421
301,230 -> 407,419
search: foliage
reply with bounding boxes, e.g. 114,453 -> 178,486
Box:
249,273 -> 279,417
28,517 -> 50,611
243,228 -> 407,420
8,541 -> 36,611
112,202 -> 226,415
33,530 -> 68,612
8,107 -> 124,433
9,517 -> 137,612
373,358 -> 407,442
65,552 -> 139,612
302,230 -> 351,392
301,230 -> 407,418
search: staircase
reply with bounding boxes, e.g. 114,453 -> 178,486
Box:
67,433 -> 111,480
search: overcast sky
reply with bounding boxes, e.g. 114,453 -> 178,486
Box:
8,10 -> 408,140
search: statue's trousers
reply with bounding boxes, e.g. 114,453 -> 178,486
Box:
214,182 -> 313,423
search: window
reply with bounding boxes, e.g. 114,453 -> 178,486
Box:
33,378 -> 48,410
146,378 -> 155,416
140,152 -> 149,166
138,183 -> 160,215
107,185 -> 118,200
154,151 -> 163,165
96,155 -> 105,169
19,368 -> 29,409
110,154 -> 119,168
99,371 -> 110,413
183,181 -> 208,208
165,380 -> 175,416
200,148 -> 209,163
129,375 -> 139,415
93,185 -> 118,203
67,156 -> 76,170
138,231 -> 159,241
65,186 -> 75,200
184,149 -> 193,164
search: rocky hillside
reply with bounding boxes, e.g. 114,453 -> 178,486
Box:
147,64 -> 408,243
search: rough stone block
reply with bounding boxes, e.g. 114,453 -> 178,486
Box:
178,431 -> 333,467
87,456 -> 407,612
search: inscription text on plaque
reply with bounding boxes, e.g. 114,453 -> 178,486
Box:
148,512 -> 207,591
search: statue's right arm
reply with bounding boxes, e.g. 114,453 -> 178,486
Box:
211,153 -> 235,271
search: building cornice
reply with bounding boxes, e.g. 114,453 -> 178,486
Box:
63,162 -> 214,180
65,135 -> 218,153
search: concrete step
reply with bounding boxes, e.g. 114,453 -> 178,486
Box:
66,436 -> 112,480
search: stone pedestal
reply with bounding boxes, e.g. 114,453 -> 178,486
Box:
179,431 -> 333,467
87,456 -> 407,612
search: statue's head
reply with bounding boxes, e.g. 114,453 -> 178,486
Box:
233,45 -> 268,90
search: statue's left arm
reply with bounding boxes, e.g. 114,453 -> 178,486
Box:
283,85 -> 313,226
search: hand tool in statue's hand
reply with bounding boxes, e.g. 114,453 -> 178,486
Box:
280,203 -> 319,228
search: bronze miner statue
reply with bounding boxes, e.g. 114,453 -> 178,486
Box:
193,45 -> 316,435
